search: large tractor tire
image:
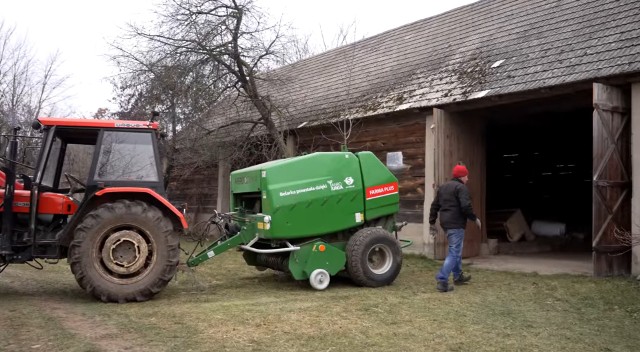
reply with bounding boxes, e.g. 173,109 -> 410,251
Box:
346,227 -> 403,287
69,200 -> 179,303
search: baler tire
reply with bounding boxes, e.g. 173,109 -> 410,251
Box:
346,227 -> 402,287
68,200 -> 179,303
309,269 -> 331,290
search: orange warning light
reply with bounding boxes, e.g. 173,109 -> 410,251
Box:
318,244 -> 326,252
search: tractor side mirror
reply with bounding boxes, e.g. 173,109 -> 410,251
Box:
31,119 -> 42,131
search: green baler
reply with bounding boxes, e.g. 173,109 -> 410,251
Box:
187,151 -> 411,290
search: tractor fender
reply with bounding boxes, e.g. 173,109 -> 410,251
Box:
94,188 -> 188,229
59,188 -> 188,249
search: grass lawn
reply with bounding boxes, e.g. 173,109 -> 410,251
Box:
1,244 -> 639,352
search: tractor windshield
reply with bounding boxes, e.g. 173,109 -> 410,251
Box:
94,131 -> 159,182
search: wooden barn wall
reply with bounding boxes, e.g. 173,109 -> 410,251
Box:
295,111 -> 428,223
433,109 -> 486,259
167,165 -> 219,219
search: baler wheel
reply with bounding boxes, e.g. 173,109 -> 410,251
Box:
309,269 -> 330,290
346,227 -> 402,287
69,200 -> 179,303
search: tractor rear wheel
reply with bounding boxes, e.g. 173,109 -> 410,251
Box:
69,200 -> 179,303
346,227 -> 403,287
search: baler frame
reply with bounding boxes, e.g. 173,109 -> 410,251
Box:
186,151 -> 413,290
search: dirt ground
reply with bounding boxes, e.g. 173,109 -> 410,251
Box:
466,252 -> 593,276
0,268 -> 155,352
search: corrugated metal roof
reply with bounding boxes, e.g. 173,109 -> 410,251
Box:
205,0 -> 640,133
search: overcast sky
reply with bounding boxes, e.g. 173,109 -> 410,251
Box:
0,0 -> 477,117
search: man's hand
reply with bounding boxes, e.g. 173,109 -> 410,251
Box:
429,225 -> 438,237
475,218 -> 482,230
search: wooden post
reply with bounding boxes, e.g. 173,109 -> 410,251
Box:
285,133 -> 297,157
423,112 -> 436,258
592,83 -> 631,276
216,159 -> 230,212
631,83 -> 640,277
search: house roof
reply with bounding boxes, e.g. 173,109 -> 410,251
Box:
207,0 -> 640,133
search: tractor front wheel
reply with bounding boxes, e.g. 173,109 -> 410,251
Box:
346,227 -> 403,287
69,200 -> 179,303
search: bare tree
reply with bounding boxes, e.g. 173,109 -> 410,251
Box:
0,21 -> 70,172
109,32 -> 227,187
112,0 -> 308,159
319,21 -> 362,52
315,21 -> 363,150
0,22 -> 69,130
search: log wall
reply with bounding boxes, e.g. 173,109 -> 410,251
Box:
295,111 -> 428,223
167,165 -> 219,219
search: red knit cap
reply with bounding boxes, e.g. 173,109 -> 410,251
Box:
452,165 -> 469,178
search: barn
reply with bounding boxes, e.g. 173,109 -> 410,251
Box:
170,0 -> 640,276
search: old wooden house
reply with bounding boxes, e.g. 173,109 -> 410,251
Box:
170,0 -> 640,276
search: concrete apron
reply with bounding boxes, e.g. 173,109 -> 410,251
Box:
402,227 -> 594,276
465,252 -> 593,276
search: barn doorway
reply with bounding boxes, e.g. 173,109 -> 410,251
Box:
484,91 -> 593,258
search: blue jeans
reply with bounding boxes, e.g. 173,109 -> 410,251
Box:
435,228 -> 464,282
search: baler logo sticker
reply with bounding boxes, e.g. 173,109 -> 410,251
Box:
366,182 -> 399,200
327,180 -> 344,191
115,122 -> 145,128
344,177 -> 354,186
235,176 -> 255,184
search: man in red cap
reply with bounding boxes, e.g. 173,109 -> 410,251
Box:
428,163 -> 481,292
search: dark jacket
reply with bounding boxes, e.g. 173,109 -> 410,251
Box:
429,178 -> 477,230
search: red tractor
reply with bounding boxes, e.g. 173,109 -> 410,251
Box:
0,116 -> 187,303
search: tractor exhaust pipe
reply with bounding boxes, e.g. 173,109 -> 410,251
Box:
0,127 -> 19,255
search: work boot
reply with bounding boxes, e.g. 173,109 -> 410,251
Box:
436,280 -> 454,292
454,272 -> 471,284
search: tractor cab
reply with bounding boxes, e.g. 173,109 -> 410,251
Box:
0,117 -> 168,258
35,118 -> 166,201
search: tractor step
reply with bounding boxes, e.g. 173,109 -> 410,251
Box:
33,239 -> 61,258
34,239 -> 58,245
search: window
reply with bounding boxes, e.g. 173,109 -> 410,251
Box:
386,151 -> 408,173
94,132 -> 158,182
41,138 -> 62,188
60,144 -> 95,188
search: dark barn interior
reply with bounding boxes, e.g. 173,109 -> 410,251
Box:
484,93 -> 593,253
